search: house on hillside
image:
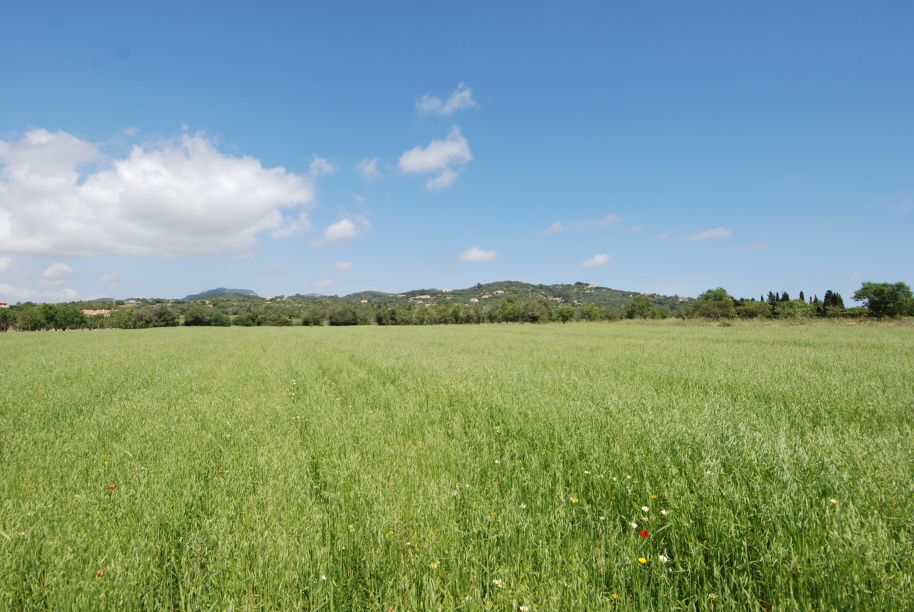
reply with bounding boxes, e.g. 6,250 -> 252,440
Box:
81,309 -> 112,316
0,301 -> 9,309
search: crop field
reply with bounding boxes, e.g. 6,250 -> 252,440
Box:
1,322 -> 912,610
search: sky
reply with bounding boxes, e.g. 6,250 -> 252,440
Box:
1,2 -> 912,302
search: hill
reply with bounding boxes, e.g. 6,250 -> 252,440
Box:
183,288 -> 259,301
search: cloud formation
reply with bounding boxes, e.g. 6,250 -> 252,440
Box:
416,83 -> 479,116
0,256 -> 11,272
42,262 -> 74,284
398,127 -> 472,190
543,214 -> 622,236
322,215 -> 370,244
334,261 -> 353,271
684,227 -> 733,241
459,246 -> 496,262
0,129 -> 319,257
356,158 -> 381,181
580,253 -> 610,268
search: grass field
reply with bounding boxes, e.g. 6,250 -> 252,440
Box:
1,322 -> 913,610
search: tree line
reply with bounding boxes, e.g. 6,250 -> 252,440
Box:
1,281 -> 911,332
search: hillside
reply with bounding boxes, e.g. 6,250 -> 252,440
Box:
183,288 -> 259,301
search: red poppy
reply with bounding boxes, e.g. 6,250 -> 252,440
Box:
640,529 -> 650,538
107,483 -> 118,491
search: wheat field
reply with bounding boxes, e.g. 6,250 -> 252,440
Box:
1,322 -> 912,610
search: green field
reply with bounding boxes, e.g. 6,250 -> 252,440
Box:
1,323 -> 912,610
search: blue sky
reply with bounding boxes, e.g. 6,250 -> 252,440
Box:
1,2 -> 912,302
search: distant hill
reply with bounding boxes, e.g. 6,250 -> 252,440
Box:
183,288 -> 259,300
176,281 -> 687,309
340,281 -> 688,309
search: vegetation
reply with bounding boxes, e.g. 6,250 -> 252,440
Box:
0,324 -> 912,609
1,281 -> 911,332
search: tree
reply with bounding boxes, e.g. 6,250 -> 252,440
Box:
692,288 -> 737,319
799,290 -> 805,302
736,301 -> 772,319
555,305 -> 575,323
625,295 -> 655,319
853,282 -> 913,318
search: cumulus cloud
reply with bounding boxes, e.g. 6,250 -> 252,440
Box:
42,262 -> 74,285
580,253 -> 610,268
0,128 -> 320,257
0,256 -> 12,272
356,158 -> 381,181
55,288 -> 79,302
308,157 -> 336,177
543,214 -> 622,236
416,83 -> 479,116
0,282 -> 34,300
685,227 -> 733,241
322,215 -> 370,244
334,261 -> 353,271
398,127 -> 472,190
459,246 -> 496,262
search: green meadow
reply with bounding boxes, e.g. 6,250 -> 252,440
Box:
1,322 -> 912,610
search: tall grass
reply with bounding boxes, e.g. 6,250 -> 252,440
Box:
1,323 -> 912,609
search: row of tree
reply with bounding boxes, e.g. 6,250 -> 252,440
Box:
1,282 -> 911,331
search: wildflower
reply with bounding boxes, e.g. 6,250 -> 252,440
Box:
320,574 -> 327,581
630,521 -> 638,529
641,506 -> 649,512
569,496 -> 579,504
348,524 -> 354,531
584,470 -> 591,475
96,569 -> 105,578
520,606 -> 530,612
598,515 -> 605,521
830,498 -> 838,505
660,509 -> 669,517
611,592 -> 622,600
650,494 -> 657,499
430,561 -> 440,570
492,578 -> 505,588
495,459 -> 501,464
638,557 -> 648,565
107,483 -> 118,492
709,593 -> 718,601
640,529 -> 650,539
519,503 -> 527,510
658,554 -> 669,564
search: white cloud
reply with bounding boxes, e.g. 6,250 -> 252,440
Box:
270,212 -> 312,238
313,277 -> 334,289
99,272 -> 120,287
459,246 -> 496,262
42,262 -> 74,284
0,282 -> 34,300
543,214 -> 622,236
627,225 -> 643,233
308,157 -> 336,177
0,128 -> 319,257
0,256 -> 12,272
356,158 -> 381,181
322,215 -> 370,244
398,127 -> 472,190
580,253 -> 610,268
416,83 -> 479,116
55,288 -> 78,302
657,231 -> 672,240
334,261 -> 353,271
685,227 -> 733,241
